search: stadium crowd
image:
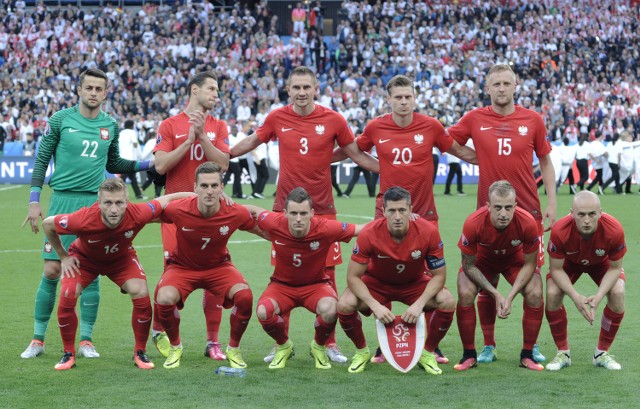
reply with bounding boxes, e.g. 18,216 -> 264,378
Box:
1,0 -> 640,190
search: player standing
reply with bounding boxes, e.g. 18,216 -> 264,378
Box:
337,74 -> 475,364
447,63 -> 556,364
152,71 -> 231,361
21,68 -> 153,359
231,66 -> 378,363
351,75 -> 476,221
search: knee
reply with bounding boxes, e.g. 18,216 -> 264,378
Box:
317,298 -> 337,322
456,287 -> 476,306
256,298 -> 276,321
129,284 -> 149,299
43,261 -> 61,280
232,288 -> 253,312
545,279 -> 564,309
156,286 -> 178,305
524,279 -> 544,307
60,281 -> 82,300
337,295 -> 357,315
545,279 -> 562,300
336,301 -> 349,315
524,290 -> 543,307
607,280 -> 625,304
437,289 -> 456,310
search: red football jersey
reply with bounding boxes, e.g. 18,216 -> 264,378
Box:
547,213 -> 626,266
154,112 -> 230,194
458,206 -> 540,270
357,113 -> 453,220
257,211 -> 356,286
161,196 -> 255,270
351,218 -> 445,285
448,106 -> 552,220
54,200 -> 163,269
256,104 -> 355,215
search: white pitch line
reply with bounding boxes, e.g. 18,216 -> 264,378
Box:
338,213 -> 375,221
0,239 -> 269,254
0,185 -> 22,192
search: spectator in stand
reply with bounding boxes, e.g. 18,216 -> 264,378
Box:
23,131 -> 36,156
2,1 -> 640,181
291,2 -> 306,35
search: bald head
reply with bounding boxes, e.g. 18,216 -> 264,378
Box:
572,191 -> 600,209
571,191 -> 601,237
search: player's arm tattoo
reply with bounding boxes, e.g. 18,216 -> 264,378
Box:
461,253 -> 495,293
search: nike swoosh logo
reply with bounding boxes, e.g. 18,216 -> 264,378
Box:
479,243 -> 492,247
88,239 -> 101,243
566,251 -> 580,255
378,139 -> 391,144
377,254 -> 390,258
59,323 -> 70,327
137,318 -> 151,323
175,134 -> 187,139
182,227 -> 195,231
333,255 -> 341,261
351,360 -> 366,371
68,129 -> 81,133
480,126 -> 493,131
274,240 -> 286,245
281,127 -> 294,132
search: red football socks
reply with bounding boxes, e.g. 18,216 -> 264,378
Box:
597,305 -> 624,351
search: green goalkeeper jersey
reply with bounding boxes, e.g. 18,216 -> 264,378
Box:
31,106 -> 138,193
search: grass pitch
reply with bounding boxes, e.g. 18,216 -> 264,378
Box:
1,183 -> 638,409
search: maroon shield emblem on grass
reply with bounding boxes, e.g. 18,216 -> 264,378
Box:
376,315 -> 426,373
